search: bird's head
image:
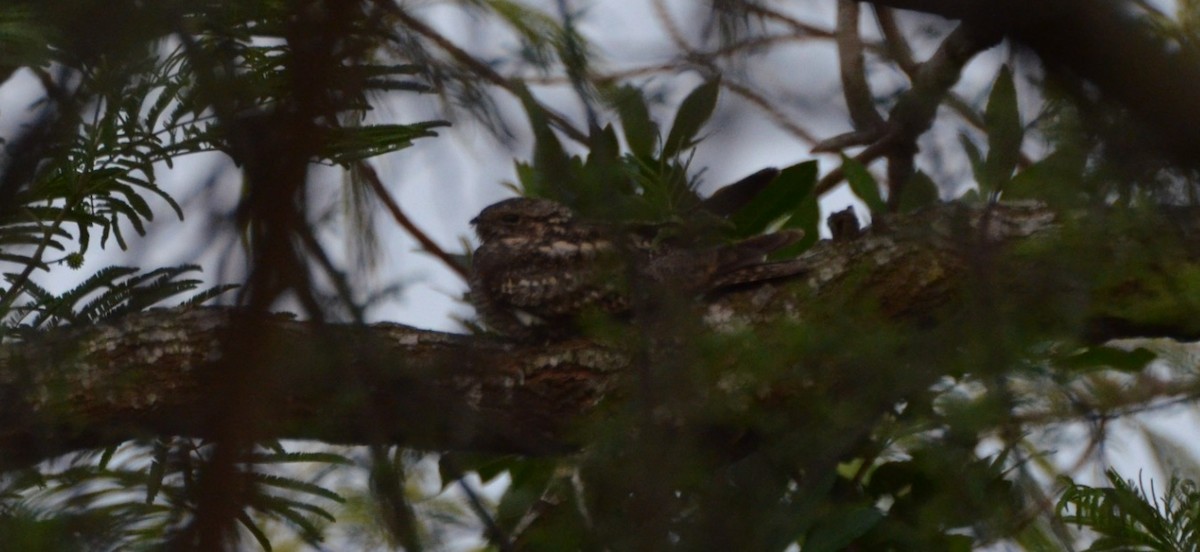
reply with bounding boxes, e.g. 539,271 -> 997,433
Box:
471,197 -> 575,242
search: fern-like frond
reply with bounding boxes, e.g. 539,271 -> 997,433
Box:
1057,470 -> 1200,551
2,265 -> 234,334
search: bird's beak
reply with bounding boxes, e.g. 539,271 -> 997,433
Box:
469,216 -> 479,226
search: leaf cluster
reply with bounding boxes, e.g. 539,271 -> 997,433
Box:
514,79 -> 825,251
1059,470 -> 1200,551
0,440 -> 351,551
0,1 -> 451,549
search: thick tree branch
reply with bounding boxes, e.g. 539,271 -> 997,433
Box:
4,202 -> 1200,468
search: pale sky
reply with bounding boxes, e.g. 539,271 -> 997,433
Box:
1,2 -> 1196,545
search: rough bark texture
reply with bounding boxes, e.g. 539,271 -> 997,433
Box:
2,201 -> 1195,467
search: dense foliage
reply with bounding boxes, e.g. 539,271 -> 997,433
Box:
1,1 -> 1200,550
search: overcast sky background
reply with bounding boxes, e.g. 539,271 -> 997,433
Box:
2,1 -> 1197,545
0,1 -> 1012,330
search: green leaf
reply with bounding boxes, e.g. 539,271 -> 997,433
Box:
323,122 -> 449,165
866,460 -> 921,496
662,79 -> 720,157
250,473 -> 344,503
897,170 -> 939,213
701,167 -> 780,217
236,511 -> 274,551
982,65 -> 1023,192
97,445 -> 118,470
944,534 -> 975,552
729,161 -> 816,237
1055,346 -> 1157,373
1004,147 -> 1086,205
495,459 -> 557,534
513,82 -> 574,201
145,441 -> 168,504
841,155 -> 885,213
803,507 -> 883,552
779,191 -> 820,256
609,84 -> 658,159
959,133 -> 985,191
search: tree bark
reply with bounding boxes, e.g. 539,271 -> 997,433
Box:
2,201 -> 1196,467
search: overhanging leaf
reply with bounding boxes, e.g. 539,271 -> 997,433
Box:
1055,346 -> 1157,373
662,79 -> 720,158
897,170 -> 939,213
609,84 -> 658,159
729,160 -> 816,237
513,82 -> 574,201
802,506 -> 884,552
842,155 -> 885,213
983,65 -> 1023,192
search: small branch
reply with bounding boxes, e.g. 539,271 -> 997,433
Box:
811,128 -> 884,153
860,0 -> 1200,163
836,0 -> 885,131
356,160 -> 470,281
741,4 -> 837,39
652,0 -> 820,146
1014,381 -> 1200,428
874,11 -> 1033,169
814,131 -> 897,196
720,79 -> 819,144
652,0 -> 692,52
442,457 -> 513,551
385,4 -> 588,145
873,7 -> 918,74
886,24 -> 1001,145
812,24 -> 1001,198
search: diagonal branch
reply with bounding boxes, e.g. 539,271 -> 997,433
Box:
385,3 -> 588,145
836,0 -> 885,132
859,0 -> 1200,164
356,160 -> 470,281
813,23 -> 1001,197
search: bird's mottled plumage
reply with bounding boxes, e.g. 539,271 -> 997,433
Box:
468,197 -> 806,339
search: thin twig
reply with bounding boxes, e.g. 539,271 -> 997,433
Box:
813,24 -> 1001,198
873,7 -> 918,74
721,79 -> 818,143
385,3 -> 588,145
556,0 -> 599,129
814,131 -> 898,196
355,160 -> 470,281
741,4 -> 837,39
654,0 -> 820,146
837,0 -> 885,131
556,34 -> 828,87
652,0 -> 692,52
875,9 -> 1032,168
296,223 -> 368,321
441,457 -> 514,552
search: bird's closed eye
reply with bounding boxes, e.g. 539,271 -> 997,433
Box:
500,214 -> 521,224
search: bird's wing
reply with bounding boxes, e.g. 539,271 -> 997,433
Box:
475,240 -> 629,318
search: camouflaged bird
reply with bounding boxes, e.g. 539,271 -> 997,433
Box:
468,197 -> 806,339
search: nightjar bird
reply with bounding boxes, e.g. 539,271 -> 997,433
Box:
468,197 -> 806,339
